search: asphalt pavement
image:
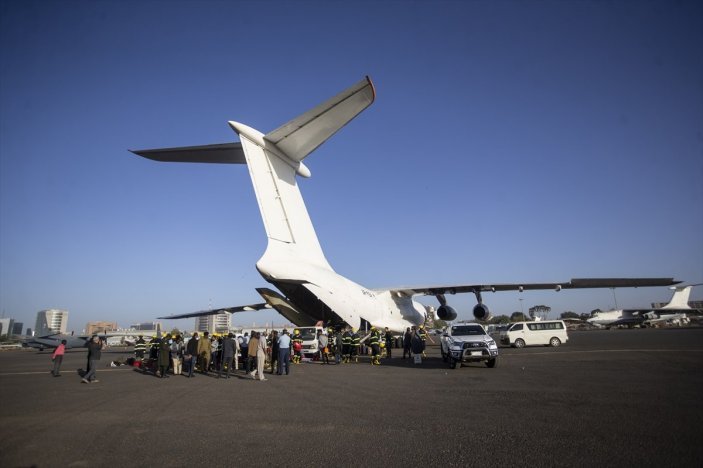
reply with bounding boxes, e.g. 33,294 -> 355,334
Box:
1,328 -> 702,467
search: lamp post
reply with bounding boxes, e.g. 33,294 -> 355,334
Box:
519,298 -> 524,316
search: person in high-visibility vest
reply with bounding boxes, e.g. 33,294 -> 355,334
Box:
418,326 -> 428,358
342,328 -> 352,363
369,327 -> 381,365
291,329 -> 304,364
350,329 -> 361,363
134,335 -> 147,360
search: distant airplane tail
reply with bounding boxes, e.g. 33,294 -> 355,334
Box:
662,285 -> 695,309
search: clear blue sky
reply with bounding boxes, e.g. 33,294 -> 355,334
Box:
1,0 -> 701,333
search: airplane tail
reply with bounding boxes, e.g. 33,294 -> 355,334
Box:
131,77 -> 375,275
229,77 -> 375,274
661,285 -> 698,309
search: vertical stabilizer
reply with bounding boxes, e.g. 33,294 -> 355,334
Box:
662,286 -> 692,309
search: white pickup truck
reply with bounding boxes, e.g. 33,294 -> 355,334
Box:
440,323 -> 499,369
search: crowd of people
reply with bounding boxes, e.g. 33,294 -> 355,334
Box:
128,325 -> 432,380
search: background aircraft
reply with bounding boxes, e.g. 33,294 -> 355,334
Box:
133,77 -> 679,332
22,333 -> 90,351
587,284 -> 701,328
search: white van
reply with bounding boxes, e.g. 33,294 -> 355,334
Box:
500,320 -> 568,348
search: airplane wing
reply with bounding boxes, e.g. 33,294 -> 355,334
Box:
156,302 -> 272,320
385,278 -> 680,297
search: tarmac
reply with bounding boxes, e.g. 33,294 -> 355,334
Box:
1,328 -> 702,467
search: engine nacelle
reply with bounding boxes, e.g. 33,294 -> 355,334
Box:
473,303 -> 492,322
436,305 -> 457,321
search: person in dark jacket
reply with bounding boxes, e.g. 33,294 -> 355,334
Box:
269,330 -> 279,374
185,332 -> 199,378
384,327 -> 393,359
219,333 -> 237,379
402,327 -> 412,359
82,335 -> 104,384
157,337 -> 171,378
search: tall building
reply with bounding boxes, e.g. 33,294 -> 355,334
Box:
0,318 -> 11,338
194,312 -> 230,334
85,321 -> 118,335
35,309 -> 69,336
11,322 -> 23,335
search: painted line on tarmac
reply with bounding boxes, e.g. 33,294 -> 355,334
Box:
502,348 -> 703,356
0,367 -> 136,376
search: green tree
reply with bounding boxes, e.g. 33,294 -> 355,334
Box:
560,311 -> 580,319
510,311 -> 528,322
490,315 -> 511,324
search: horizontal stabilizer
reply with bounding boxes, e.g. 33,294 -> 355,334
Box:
264,76 -> 375,161
131,143 -> 245,164
256,288 -> 319,327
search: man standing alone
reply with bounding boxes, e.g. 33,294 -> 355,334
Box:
51,339 -> 67,377
82,335 -> 104,384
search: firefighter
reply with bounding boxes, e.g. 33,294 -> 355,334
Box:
418,325 -> 428,358
291,329 -> 303,364
148,335 -> 158,359
350,328 -> 361,363
134,335 -> 147,360
369,327 -> 381,365
342,328 -> 352,363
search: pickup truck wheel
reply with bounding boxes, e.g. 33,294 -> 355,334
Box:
441,350 -> 448,363
449,358 -> 460,369
514,338 -> 525,348
485,358 -> 497,368
549,337 -> 561,347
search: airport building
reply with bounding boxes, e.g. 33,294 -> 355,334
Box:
35,309 -> 69,336
130,322 -> 162,331
194,312 -> 231,334
85,321 -> 118,335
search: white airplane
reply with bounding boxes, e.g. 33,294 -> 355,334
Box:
587,284 -> 701,328
131,76 -> 679,332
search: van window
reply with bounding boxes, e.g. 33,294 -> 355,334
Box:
510,324 -> 523,331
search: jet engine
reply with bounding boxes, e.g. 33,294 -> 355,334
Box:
436,305 -> 457,321
473,303 -> 492,322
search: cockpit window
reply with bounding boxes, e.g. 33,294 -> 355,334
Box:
451,325 -> 484,336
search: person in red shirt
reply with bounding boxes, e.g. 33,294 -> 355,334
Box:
51,340 -> 67,377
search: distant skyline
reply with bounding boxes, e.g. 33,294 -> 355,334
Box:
1,1 -> 701,332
